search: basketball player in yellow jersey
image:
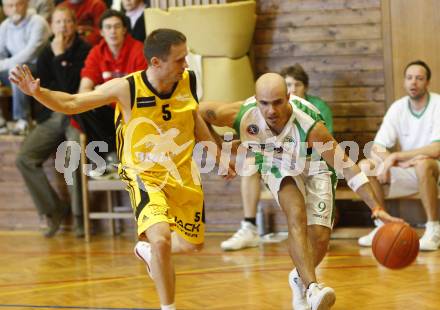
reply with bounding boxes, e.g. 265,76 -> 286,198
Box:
10,29 -> 235,310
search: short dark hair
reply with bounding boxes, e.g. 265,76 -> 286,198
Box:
404,60 -> 431,81
144,28 -> 186,63
280,64 -> 309,88
99,9 -> 129,30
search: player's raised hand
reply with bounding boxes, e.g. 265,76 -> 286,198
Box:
9,65 -> 41,97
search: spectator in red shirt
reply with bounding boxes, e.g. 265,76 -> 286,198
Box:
80,8 -> 146,86
57,0 -> 107,46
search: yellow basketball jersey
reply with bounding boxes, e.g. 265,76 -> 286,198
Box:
115,69 -> 199,176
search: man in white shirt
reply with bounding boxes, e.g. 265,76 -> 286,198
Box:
358,60 -> 440,251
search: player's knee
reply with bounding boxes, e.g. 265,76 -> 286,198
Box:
310,225 -> 331,248
315,232 -> 330,252
150,236 -> 172,256
287,218 -> 305,233
414,158 -> 439,178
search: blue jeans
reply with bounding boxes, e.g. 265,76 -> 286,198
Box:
0,65 -> 35,120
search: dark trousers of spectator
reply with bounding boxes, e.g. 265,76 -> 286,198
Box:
16,112 -> 83,234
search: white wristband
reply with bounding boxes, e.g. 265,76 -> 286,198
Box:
347,172 -> 369,192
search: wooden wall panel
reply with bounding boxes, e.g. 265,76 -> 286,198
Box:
257,0 -> 381,13
307,71 -> 384,87
331,101 -> 385,117
256,55 -> 384,75
388,0 -> 440,101
254,0 -> 386,143
255,25 -> 381,44
255,40 -> 382,58
257,8 -> 381,28
200,0 -> 388,231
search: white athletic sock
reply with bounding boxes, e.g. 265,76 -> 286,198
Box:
426,221 -> 440,230
374,219 -> 384,227
161,303 -> 176,310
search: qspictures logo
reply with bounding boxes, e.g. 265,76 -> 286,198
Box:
54,117 -> 387,189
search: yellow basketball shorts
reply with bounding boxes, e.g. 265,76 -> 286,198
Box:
119,165 -> 205,244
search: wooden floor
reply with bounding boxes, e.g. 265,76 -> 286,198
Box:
0,231 -> 439,310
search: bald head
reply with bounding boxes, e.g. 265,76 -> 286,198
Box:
255,73 -> 288,100
255,73 -> 291,134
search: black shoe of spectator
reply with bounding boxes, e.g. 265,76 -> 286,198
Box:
44,204 -> 69,238
75,226 -> 85,238
74,215 -> 85,238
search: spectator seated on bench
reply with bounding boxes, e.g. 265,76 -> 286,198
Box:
357,60 -> 440,251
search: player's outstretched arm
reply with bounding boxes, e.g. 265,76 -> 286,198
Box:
308,122 -> 404,224
193,110 -> 236,180
9,64 -> 127,114
199,101 -> 242,128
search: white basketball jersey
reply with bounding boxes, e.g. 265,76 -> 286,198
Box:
233,96 -> 331,179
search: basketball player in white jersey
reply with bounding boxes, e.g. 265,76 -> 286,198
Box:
200,73 -> 403,310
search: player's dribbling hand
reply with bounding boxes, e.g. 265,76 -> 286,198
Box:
9,65 -> 41,97
222,166 -> 237,180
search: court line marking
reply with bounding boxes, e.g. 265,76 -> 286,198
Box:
0,255 -> 426,298
0,251 -> 365,258
0,304 -> 158,310
0,259 -> 292,297
0,275 -> 138,288
0,275 -> 145,298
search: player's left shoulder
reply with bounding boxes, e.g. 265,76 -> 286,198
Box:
429,92 -> 440,104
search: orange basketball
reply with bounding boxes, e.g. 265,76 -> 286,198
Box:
372,222 -> 419,269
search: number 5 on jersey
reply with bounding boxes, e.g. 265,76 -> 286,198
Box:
162,104 -> 172,121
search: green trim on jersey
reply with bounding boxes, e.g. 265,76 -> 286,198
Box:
293,119 -> 308,157
254,152 -> 282,178
233,100 -> 257,138
408,93 -> 430,119
293,118 -> 306,143
306,121 -> 319,142
329,166 -> 338,224
292,99 -> 323,156
291,99 -> 324,123
271,166 -> 282,178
